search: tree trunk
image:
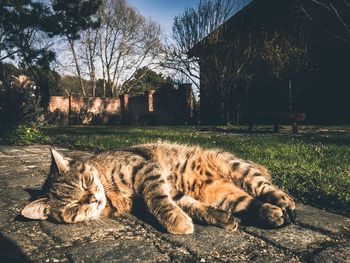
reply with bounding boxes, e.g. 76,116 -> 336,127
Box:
68,39 -> 86,97
89,60 -> 97,97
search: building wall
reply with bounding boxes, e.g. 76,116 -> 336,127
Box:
195,0 -> 350,124
47,85 -> 194,125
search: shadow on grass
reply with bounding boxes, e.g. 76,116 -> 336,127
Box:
296,132 -> 350,146
195,126 -> 278,134
44,125 -> 280,138
43,126 -> 123,136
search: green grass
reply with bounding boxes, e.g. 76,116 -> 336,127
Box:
42,125 -> 350,215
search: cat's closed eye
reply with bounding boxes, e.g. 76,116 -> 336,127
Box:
81,193 -> 98,204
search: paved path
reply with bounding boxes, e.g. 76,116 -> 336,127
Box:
0,145 -> 349,263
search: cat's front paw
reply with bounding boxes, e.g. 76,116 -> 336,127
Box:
274,191 -> 296,223
262,190 -> 296,224
166,213 -> 194,234
259,203 -> 285,227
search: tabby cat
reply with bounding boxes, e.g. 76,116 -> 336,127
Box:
21,142 -> 296,234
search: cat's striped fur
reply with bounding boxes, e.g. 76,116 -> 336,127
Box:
21,142 -> 296,234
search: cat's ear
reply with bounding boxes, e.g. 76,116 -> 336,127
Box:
50,148 -> 71,173
21,198 -> 50,220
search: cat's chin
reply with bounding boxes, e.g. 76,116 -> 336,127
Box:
89,210 -> 102,220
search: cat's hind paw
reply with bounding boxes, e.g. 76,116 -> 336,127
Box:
206,207 -> 238,230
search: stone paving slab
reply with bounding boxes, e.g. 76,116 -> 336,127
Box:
296,203 -> 350,236
0,145 -> 349,263
67,239 -> 171,263
311,242 -> 350,263
244,224 -> 331,254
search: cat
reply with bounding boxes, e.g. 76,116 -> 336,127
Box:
21,142 -> 296,234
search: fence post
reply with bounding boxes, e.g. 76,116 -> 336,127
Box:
148,90 -> 155,112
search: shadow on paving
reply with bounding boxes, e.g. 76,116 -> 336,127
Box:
0,233 -> 32,263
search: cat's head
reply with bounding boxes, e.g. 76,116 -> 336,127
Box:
21,149 -> 106,223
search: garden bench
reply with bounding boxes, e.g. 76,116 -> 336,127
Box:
247,112 -> 306,133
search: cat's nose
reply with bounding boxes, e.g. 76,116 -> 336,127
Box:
97,200 -> 104,208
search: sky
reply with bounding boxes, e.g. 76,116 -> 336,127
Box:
128,0 -> 252,38
127,0 -> 198,37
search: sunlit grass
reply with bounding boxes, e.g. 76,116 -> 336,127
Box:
42,125 -> 350,215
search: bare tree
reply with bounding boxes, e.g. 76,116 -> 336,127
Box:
161,0 -> 248,92
297,0 -> 350,45
67,38 -> 87,97
97,0 -> 161,97
197,28 -> 259,124
261,31 -> 309,112
80,28 -> 99,97
60,0 -> 161,98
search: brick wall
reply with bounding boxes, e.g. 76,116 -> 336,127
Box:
47,96 -> 121,125
47,85 -> 194,125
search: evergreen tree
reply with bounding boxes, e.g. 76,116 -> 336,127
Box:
122,67 -> 175,95
0,0 -> 101,108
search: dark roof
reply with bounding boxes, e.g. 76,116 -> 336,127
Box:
187,0 -> 293,57
188,0 -> 260,57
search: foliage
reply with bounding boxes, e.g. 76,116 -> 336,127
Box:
58,75 -> 92,96
261,32 -> 310,113
261,32 -> 308,79
0,63 -> 21,83
1,125 -> 50,145
22,64 -> 62,107
0,73 -> 43,126
0,0 -> 101,62
0,0 -> 50,62
42,125 -> 350,215
57,75 -> 121,97
0,0 -> 101,109
122,67 -> 175,95
48,0 -> 101,40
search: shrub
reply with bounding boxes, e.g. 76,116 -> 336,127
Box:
0,125 -> 51,145
0,75 -> 43,126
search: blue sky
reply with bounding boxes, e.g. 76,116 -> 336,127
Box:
128,0 -> 252,37
127,0 -> 199,37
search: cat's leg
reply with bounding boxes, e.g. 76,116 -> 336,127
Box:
199,179 -> 286,227
102,192 -> 133,217
138,163 -> 194,234
222,156 -> 296,223
174,194 -> 238,230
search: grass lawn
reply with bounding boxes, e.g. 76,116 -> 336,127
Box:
42,125 -> 350,216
